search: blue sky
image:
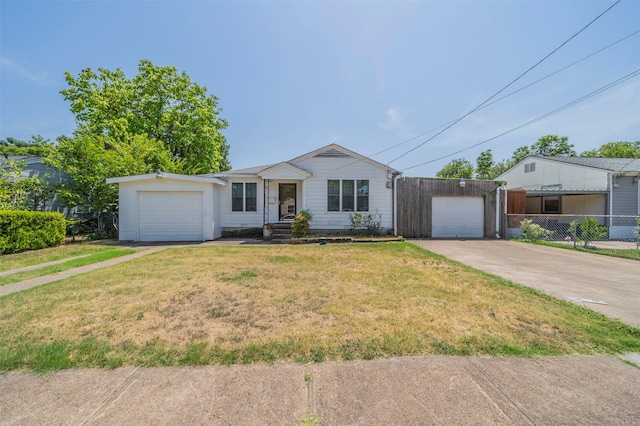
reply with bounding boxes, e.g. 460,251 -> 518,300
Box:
1,0 -> 639,177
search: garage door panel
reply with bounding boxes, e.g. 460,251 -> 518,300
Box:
432,197 -> 484,238
138,191 -> 203,241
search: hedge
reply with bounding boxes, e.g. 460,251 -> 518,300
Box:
0,210 -> 66,254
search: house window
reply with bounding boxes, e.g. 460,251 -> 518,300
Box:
342,180 -> 354,211
231,182 -> 257,212
357,180 -> 369,211
524,162 -> 536,173
543,196 -> 560,214
327,179 -> 369,212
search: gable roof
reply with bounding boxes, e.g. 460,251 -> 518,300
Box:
210,144 -> 400,179
257,162 -> 312,179
535,156 -> 640,172
289,143 -> 399,174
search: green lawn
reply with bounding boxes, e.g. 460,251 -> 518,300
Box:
0,242 -> 638,372
0,248 -> 137,286
0,241 -> 122,272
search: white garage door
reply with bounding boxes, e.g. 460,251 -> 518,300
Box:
138,191 -> 203,241
432,196 -> 484,238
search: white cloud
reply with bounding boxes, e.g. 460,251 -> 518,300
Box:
1,57 -> 50,85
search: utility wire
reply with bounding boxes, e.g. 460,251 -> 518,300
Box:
400,68 -> 640,172
386,0 -> 622,166
368,28 -> 639,160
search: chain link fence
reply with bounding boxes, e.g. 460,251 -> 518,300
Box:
506,214 -> 640,247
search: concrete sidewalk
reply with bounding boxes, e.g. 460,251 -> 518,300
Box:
1,355 -> 639,425
0,247 -> 168,298
0,239 -> 255,298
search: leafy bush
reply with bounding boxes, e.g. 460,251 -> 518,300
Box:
568,217 -> 607,248
0,210 -> 66,254
519,219 -> 553,241
291,210 -> 313,238
349,212 -> 383,235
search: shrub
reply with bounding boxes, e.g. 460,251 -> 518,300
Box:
291,210 -> 313,238
349,212 -> 382,235
568,217 -> 607,248
0,210 -> 66,254
519,219 -> 553,241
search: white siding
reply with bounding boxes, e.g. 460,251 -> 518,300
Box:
218,177 -> 263,228
500,158 -> 609,191
292,156 -> 393,230
116,177 -> 219,241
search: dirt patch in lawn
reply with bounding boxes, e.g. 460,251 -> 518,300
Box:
1,243 -> 639,369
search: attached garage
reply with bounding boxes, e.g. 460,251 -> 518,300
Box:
106,172 -> 226,242
138,191 -> 204,241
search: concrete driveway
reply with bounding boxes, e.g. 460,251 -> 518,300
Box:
411,240 -> 640,328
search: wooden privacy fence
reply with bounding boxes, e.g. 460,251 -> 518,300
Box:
396,177 -> 500,238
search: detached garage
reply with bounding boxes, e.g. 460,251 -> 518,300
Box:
395,177 -> 500,238
106,172 -> 226,242
432,196 -> 485,238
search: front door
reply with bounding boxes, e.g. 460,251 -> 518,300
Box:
279,183 -> 296,221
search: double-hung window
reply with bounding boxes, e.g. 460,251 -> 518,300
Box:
232,182 -> 257,212
327,179 -> 369,212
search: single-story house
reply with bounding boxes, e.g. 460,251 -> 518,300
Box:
0,155 -> 73,214
498,156 -> 640,238
107,144 -> 504,242
107,144 -> 400,241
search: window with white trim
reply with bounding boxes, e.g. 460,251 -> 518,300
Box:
524,162 -> 536,173
231,182 -> 257,212
327,179 -> 369,212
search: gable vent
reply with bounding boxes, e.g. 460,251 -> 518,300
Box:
314,148 -> 352,158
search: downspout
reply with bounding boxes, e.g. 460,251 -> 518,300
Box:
495,185 -> 501,239
608,173 -> 614,219
393,173 -> 401,236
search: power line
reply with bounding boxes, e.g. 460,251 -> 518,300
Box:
368,28 -> 639,161
385,0 -> 622,166
400,68 -> 640,172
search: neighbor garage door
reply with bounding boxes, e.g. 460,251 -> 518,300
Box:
432,196 -> 484,238
138,191 -> 203,241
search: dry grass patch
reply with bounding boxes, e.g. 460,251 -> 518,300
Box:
1,243 -> 639,371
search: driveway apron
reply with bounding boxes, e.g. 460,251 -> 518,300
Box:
411,240 -> 640,328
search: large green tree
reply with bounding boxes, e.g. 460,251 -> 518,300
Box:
47,133 -> 175,228
1,135 -> 53,157
61,59 -> 230,174
530,135 -> 575,157
436,158 -> 474,179
581,141 -> 640,158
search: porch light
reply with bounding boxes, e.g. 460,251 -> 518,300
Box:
459,178 -> 466,188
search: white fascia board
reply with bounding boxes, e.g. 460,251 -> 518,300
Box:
257,162 -> 312,179
106,172 -> 227,186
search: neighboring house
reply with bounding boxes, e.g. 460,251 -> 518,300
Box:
107,144 -> 400,242
0,155 -> 73,215
498,156 -> 640,238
